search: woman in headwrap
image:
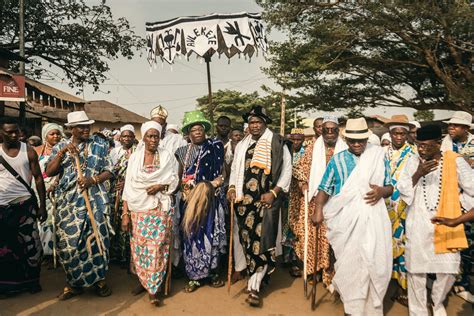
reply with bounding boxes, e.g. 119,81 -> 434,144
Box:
121,121 -> 179,306
175,110 -> 226,293
34,123 -> 63,258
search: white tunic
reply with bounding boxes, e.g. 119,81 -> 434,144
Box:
397,156 -> 474,274
160,132 -> 187,156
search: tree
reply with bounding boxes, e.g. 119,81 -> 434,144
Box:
413,109 -> 435,122
195,89 -> 303,134
257,1 -> 473,114
0,0 -> 144,92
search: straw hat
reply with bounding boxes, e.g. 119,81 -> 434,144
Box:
65,111 -> 95,127
383,114 -> 415,129
342,118 -> 372,139
442,111 -> 473,127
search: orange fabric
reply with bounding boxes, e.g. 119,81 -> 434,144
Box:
434,151 -> 468,254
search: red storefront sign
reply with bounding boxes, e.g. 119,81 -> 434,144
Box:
0,73 -> 25,102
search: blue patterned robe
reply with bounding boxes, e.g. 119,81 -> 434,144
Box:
47,135 -> 112,288
175,139 -> 226,280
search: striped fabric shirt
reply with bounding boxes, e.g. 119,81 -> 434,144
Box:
318,149 -> 392,196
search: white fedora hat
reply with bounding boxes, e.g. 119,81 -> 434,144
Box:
342,117 -> 372,139
65,111 -> 95,127
442,111 -> 472,127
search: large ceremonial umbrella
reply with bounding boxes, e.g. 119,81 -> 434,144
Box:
146,12 -> 268,124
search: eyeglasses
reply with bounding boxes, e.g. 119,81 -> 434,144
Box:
346,138 -> 367,144
322,127 -> 339,134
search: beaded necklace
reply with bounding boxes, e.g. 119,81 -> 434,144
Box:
182,143 -> 203,181
421,156 -> 444,212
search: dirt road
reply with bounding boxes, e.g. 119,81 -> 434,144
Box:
0,265 -> 472,315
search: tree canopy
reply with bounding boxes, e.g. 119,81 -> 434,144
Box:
0,0 -> 144,92
196,89 -> 303,134
257,1 -> 473,114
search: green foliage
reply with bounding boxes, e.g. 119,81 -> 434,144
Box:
195,89 -> 304,134
0,0 -> 145,93
413,109 -> 435,122
257,1 -> 473,114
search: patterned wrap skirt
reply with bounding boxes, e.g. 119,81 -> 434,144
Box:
0,198 -> 42,294
130,207 -> 172,295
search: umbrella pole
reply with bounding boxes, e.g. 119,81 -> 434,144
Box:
205,55 -> 214,127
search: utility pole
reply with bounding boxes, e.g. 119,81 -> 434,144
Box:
280,90 -> 286,136
19,0 -> 26,124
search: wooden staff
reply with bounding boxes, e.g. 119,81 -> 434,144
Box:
73,154 -> 104,256
303,189 -> 309,298
227,200 -> 234,294
311,224 -> 319,310
49,191 -> 58,269
164,225 -> 173,296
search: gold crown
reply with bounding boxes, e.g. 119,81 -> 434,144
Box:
150,105 -> 168,119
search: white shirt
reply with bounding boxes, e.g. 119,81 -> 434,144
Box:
397,155 -> 474,273
109,146 -> 126,166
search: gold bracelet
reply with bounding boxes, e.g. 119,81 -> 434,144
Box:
227,187 -> 236,192
270,189 -> 278,198
120,212 -> 130,219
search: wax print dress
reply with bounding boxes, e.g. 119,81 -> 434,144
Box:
47,135 -> 112,287
385,143 -> 416,290
110,145 -> 135,265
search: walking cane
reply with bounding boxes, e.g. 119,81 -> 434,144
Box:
164,229 -> 173,296
227,200 -> 234,294
49,191 -> 58,269
303,189 -> 309,298
73,154 -> 105,256
311,224 -> 319,310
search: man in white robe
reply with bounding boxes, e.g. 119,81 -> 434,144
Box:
397,124 -> 474,316
312,118 -> 393,316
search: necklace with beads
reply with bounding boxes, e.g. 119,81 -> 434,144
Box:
421,156 -> 443,213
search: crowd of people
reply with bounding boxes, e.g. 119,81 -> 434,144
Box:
0,106 -> 473,315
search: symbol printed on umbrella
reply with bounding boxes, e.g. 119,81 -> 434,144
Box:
158,28 -> 181,62
223,21 -> 251,47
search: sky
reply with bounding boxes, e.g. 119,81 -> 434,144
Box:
41,0 -> 453,125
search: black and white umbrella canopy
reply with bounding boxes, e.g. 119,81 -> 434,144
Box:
146,12 -> 268,65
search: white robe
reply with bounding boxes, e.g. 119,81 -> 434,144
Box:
160,132 -> 187,156
323,145 -> 392,314
122,146 -> 179,212
397,155 -> 474,274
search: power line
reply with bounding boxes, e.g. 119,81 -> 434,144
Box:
122,77 -> 266,106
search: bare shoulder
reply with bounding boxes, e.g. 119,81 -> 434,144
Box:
27,145 -> 39,162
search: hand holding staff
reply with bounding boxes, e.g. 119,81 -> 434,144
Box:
73,154 -> 105,256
